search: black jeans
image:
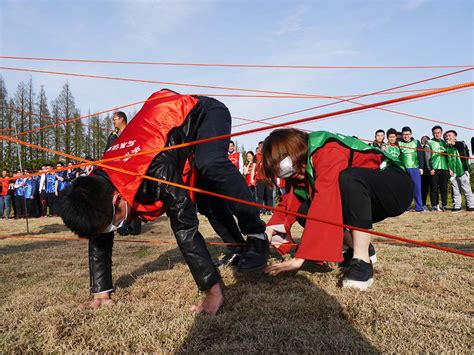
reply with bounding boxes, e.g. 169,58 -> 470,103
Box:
194,104 -> 265,235
429,169 -> 450,207
421,174 -> 430,206
256,180 -> 274,211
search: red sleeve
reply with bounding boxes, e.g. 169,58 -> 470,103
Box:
295,144 -> 349,262
267,186 -> 302,233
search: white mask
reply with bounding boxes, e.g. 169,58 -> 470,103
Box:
103,202 -> 128,233
278,156 -> 296,178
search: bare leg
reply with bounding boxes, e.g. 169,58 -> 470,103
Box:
352,230 -> 371,262
190,283 -> 224,315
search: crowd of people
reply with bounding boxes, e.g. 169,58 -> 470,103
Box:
1,89 -> 472,316
0,162 -> 93,219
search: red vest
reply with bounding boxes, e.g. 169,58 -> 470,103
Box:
228,151 -> 240,170
0,178 -> 10,196
255,152 -> 263,180
99,90 -> 199,221
244,162 -> 256,187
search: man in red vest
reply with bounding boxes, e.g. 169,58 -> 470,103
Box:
228,140 -> 243,173
58,90 -> 268,315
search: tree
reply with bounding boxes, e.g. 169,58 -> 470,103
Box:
37,85 -> 51,161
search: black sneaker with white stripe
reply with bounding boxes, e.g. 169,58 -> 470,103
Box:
341,258 -> 374,290
339,243 -> 377,268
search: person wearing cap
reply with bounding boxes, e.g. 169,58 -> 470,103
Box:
259,129 -> 412,290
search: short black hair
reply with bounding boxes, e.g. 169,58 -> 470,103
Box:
57,176 -> 115,238
401,126 -> 412,133
432,125 -> 443,133
445,130 -> 458,136
386,128 -> 397,136
114,111 -> 128,124
375,129 -> 385,135
229,140 -> 235,145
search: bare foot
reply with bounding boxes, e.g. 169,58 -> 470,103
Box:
190,283 -> 224,315
78,297 -> 116,310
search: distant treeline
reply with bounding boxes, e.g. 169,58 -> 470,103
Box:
0,76 -> 135,171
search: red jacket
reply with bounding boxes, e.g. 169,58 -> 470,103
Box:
267,141 -> 382,262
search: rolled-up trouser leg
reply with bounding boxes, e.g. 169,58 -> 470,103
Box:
89,232 -> 114,294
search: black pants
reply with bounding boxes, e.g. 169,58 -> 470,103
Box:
193,104 -> 265,235
429,170 -> 450,207
421,174 -> 430,206
256,180 -> 274,211
26,198 -> 39,217
14,195 -> 26,218
46,192 -> 55,215
297,167 -> 412,229
196,177 -> 245,254
40,190 -> 47,216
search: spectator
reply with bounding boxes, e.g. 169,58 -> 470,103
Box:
41,164 -> 57,216
13,170 -> 26,218
106,111 -> 128,150
228,140 -> 244,174
385,128 -> 400,160
256,141 -> 274,214
425,126 -> 450,211
0,169 -> 12,219
398,126 -> 425,212
243,151 -> 257,200
420,135 -> 431,211
369,129 -> 386,150
24,169 -> 39,217
38,165 -> 48,216
445,130 -> 473,212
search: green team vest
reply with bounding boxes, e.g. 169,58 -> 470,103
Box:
385,144 -> 401,161
427,139 -> 448,170
398,139 -> 419,168
293,131 -> 406,200
446,146 -> 465,177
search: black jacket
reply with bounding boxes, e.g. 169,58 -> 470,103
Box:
88,96 -> 223,294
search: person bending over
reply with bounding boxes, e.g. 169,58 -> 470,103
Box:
58,89 -> 268,314
260,129 -> 413,290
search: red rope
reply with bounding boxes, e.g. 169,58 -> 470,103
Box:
1,56 -> 472,69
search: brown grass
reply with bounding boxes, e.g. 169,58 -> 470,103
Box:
0,212 -> 472,353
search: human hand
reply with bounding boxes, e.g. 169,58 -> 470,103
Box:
449,169 -> 454,176
430,170 -> 435,176
263,257 -> 305,276
419,169 -> 423,175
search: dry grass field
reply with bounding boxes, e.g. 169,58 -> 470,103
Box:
1,212 -> 472,353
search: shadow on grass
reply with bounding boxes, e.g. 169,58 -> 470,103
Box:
0,240 -> 67,256
177,271 -> 379,354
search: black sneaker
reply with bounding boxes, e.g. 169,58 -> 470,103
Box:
237,236 -> 269,273
452,208 -> 462,213
213,252 -> 241,267
467,208 -> 474,212
442,206 -> 450,212
341,258 -> 374,290
339,243 -> 377,268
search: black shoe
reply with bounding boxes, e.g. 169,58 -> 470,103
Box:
452,208 -> 462,213
341,258 -> 374,290
467,208 -> 474,212
442,206 -> 450,212
213,252 -> 241,267
237,236 -> 269,273
339,243 -> 377,268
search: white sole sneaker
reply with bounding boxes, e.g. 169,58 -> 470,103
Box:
370,254 -> 377,264
342,278 -> 374,291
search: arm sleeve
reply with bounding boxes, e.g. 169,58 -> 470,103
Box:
239,153 -> 244,174
295,146 -> 348,262
89,232 -> 114,294
267,187 -> 302,233
417,141 -> 425,169
146,150 -> 221,291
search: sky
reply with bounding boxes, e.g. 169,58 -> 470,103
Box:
1,0 -> 473,152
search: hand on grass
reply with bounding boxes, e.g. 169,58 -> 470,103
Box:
264,258 -> 305,276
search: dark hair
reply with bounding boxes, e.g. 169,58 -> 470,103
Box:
57,161 -> 64,166
375,129 -> 385,135
261,129 -> 308,185
432,125 -> 442,133
229,140 -> 235,145
246,151 -> 255,157
258,141 -> 263,145
445,130 -> 458,136
386,128 -> 397,137
114,111 -> 128,124
401,126 -> 412,133
57,176 -> 115,238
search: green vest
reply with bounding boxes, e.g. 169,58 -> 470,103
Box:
385,144 -> 401,161
446,146 -> 465,177
427,139 -> 448,170
294,131 -> 406,200
398,139 -> 419,168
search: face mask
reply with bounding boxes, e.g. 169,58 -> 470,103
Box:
278,156 -> 296,178
103,202 -> 128,233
